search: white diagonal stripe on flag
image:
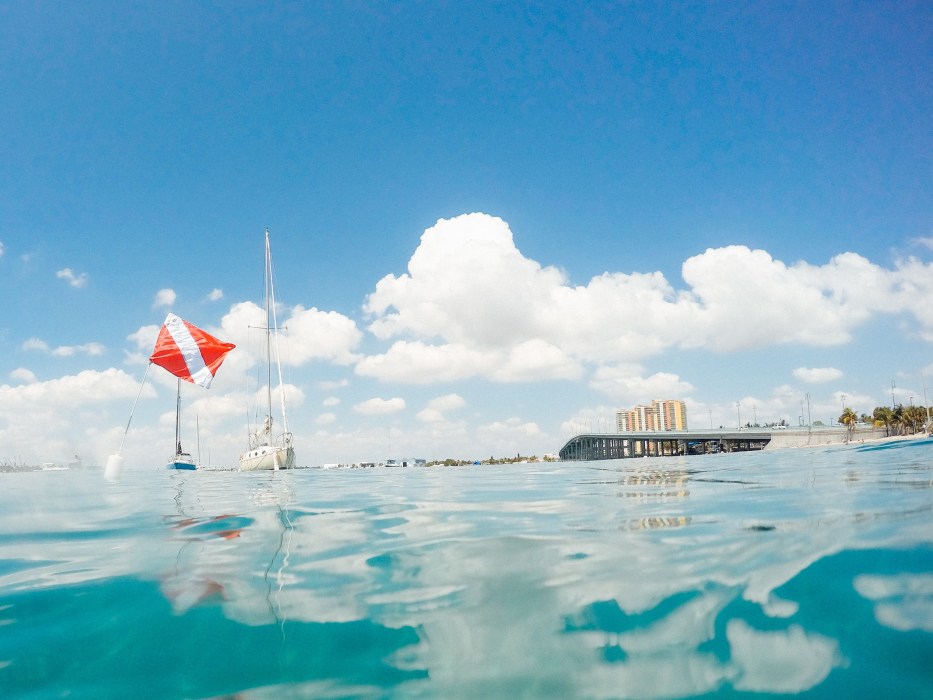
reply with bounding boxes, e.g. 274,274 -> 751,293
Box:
164,313 -> 213,388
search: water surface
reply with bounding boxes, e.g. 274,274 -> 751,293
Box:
1,439 -> 931,698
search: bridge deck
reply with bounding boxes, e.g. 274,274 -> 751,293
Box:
558,429 -> 773,461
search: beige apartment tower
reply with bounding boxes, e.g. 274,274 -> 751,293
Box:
616,400 -> 687,432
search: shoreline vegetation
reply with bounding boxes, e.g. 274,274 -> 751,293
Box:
840,402 -> 930,437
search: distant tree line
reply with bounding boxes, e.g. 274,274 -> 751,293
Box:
427,454 -> 558,467
840,404 -> 930,436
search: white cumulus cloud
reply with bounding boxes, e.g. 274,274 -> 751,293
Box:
22,338 -> 105,357
358,214 -> 933,387
793,367 -> 843,383
356,340 -> 494,383
480,418 -> 542,437
56,268 -> 88,288
283,305 -> 363,366
318,379 -> 349,391
416,408 -> 445,423
316,413 -> 337,426
248,382 -> 305,410
56,343 -> 105,357
128,324 -> 161,352
220,302 -> 362,367
589,364 -> 695,403
680,247 -> 877,351
492,339 -> 583,382
22,338 -> 49,352
0,368 -> 158,464
10,368 -> 37,384
426,393 -> 467,412
153,288 -> 176,308
354,397 -> 406,415
475,417 -> 544,455
0,368 -> 153,410
890,256 -> 933,342
418,393 -> 467,423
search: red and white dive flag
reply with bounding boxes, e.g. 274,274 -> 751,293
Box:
149,313 -> 236,389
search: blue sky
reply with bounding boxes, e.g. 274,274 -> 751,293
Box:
1,1 -> 931,467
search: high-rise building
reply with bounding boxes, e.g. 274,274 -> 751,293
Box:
654,399 -> 687,431
616,400 -> 687,432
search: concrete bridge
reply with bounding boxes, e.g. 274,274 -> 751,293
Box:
558,426 -> 888,461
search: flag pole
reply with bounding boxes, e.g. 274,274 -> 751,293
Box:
118,362 -> 152,456
106,363 -> 152,480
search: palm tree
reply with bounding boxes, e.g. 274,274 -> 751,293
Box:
903,405 -> 926,434
891,404 -> 920,435
873,406 -> 894,436
839,407 -> 857,426
892,405 -> 904,435
839,407 -> 858,441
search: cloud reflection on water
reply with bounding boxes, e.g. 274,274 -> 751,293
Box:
0,442 -> 931,698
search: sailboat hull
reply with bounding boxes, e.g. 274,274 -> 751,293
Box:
166,452 -> 197,470
238,445 -> 295,471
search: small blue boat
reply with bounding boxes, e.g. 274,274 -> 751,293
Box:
166,446 -> 197,471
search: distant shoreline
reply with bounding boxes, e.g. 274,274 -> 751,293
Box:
781,429 -> 930,450
3,430 -> 929,473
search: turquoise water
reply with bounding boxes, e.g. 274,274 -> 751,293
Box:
1,439 -> 931,699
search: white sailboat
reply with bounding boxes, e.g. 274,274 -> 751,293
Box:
239,230 -> 296,471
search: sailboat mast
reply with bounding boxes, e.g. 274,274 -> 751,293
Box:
174,377 -> 181,456
267,235 -> 290,437
264,230 -> 274,426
